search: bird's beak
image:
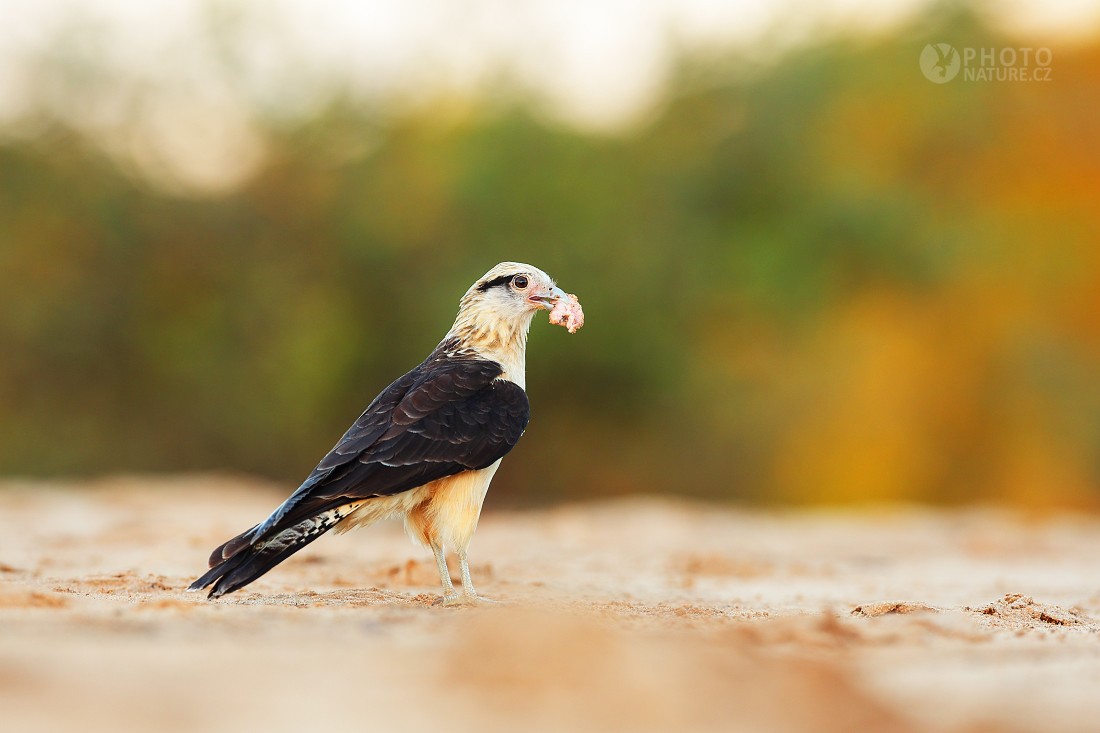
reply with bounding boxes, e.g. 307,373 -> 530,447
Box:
528,284 -> 567,311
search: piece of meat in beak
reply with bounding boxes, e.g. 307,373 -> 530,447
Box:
528,282 -> 584,334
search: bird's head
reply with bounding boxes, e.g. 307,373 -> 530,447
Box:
466,262 -> 565,317
448,262 -> 567,353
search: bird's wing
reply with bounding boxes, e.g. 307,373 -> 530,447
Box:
244,356 -> 530,546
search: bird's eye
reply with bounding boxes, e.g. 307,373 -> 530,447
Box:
512,275 -> 529,289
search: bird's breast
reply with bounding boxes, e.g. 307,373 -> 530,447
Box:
493,350 -> 526,390
423,460 -> 501,550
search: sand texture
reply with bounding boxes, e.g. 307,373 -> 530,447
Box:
3,475 -> 1100,733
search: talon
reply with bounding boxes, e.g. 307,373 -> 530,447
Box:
441,592 -> 501,607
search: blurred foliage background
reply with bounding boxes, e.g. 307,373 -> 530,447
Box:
1,2 -> 1098,506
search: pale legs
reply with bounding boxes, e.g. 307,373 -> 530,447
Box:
432,542 -> 484,606
431,541 -> 456,599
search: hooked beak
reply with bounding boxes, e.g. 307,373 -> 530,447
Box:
528,284 -> 567,311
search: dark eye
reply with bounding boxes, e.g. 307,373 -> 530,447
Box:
512,275 -> 529,289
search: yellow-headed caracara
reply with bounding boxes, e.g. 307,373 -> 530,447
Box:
189,262 -> 583,605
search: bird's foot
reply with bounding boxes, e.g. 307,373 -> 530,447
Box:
440,592 -> 497,607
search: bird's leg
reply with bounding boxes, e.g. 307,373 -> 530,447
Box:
431,541 -> 457,601
458,548 -> 477,599
451,547 -> 498,605
441,548 -> 486,606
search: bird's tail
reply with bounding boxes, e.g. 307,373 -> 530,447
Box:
188,503 -> 356,598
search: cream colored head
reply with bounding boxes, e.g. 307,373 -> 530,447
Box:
446,262 -> 566,361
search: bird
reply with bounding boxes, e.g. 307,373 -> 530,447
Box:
189,262 -> 580,605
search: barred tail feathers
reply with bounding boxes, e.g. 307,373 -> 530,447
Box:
188,503 -> 360,598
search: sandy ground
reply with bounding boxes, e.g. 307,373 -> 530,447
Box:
2,475 -> 1100,733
